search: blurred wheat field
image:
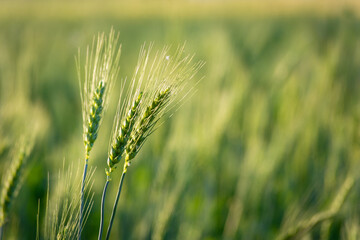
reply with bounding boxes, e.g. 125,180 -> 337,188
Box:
0,1 -> 360,239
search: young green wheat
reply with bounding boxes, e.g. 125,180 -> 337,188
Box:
76,28 -> 121,239
98,44 -> 204,240
77,28 -> 121,161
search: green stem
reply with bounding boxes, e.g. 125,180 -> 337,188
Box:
78,158 -> 88,240
98,179 -> 110,240
105,171 -> 126,240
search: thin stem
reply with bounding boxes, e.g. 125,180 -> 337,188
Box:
79,157 -> 89,240
98,179 -> 110,240
105,171 -> 126,240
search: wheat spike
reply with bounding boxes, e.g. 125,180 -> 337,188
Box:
77,28 -> 121,239
124,88 -> 171,168
107,92 -> 143,172
77,27 -> 121,159
121,44 -> 204,171
0,145 -> 29,226
100,44 -> 203,240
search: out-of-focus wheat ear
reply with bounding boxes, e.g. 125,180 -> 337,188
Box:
0,142 -> 31,237
277,175 -> 355,240
44,162 -> 95,240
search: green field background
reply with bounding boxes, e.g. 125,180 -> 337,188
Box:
1,1 -> 360,239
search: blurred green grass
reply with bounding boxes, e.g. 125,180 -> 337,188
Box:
1,1 -> 360,239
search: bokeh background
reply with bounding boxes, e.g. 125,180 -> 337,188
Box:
1,0 -> 360,239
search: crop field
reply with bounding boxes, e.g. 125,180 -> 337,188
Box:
0,1 -> 360,239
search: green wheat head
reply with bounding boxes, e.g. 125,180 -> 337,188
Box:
76,28 -> 121,159
106,44 -> 204,174
124,87 -> 171,163
98,44 -> 204,240
107,92 -> 143,172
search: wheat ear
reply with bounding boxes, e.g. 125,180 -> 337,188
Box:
77,27 -> 121,240
98,46 -> 153,240
124,88 -> 171,167
44,162 -> 95,240
104,89 -> 170,240
105,45 -> 204,240
105,44 -> 153,174
0,144 -> 30,240
98,78 -> 143,240
107,92 -> 143,172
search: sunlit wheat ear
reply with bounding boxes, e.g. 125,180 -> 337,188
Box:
0,142 -> 31,227
77,28 -> 121,239
44,162 -> 95,240
122,44 -> 205,170
76,28 -> 121,158
104,45 -> 204,240
106,45 -> 154,173
107,92 -> 143,173
124,87 -> 171,169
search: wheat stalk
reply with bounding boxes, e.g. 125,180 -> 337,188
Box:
98,46 -> 149,240
98,45 -> 154,240
76,27 -> 121,240
102,44 -> 204,240
98,93 -> 143,240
